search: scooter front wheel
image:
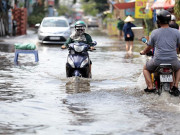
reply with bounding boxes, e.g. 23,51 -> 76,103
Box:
73,70 -> 82,77
89,72 -> 92,78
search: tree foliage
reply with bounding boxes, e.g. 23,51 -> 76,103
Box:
28,2 -> 46,26
82,1 -> 98,16
31,2 -> 46,15
93,0 -> 109,13
174,0 -> 180,19
54,0 -> 59,8
57,5 -> 73,16
81,0 -> 108,16
144,19 -> 154,36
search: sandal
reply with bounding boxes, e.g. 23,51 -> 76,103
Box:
144,87 -> 156,93
169,86 -> 180,96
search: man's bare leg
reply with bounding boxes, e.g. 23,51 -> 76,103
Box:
171,72 -> 175,88
126,41 -> 129,51
175,69 -> 180,88
119,31 -> 121,39
143,65 -> 153,89
129,41 -> 133,53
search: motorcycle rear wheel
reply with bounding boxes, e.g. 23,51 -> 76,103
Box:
157,84 -> 163,95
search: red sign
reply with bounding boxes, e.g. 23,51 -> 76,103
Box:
48,0 -> 54,6
113,2 -> 135,10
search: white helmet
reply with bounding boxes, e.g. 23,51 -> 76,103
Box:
171,15 -> 176,21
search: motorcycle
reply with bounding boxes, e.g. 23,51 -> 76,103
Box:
65,41 -> 96,78
141,37 -> 174,95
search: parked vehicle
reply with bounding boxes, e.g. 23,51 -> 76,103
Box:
35,17 -> 71,44
83,16 -> 99,27
65,41 -> 96,78
141,37 -> 175,95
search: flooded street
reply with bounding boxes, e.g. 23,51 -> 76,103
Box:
0,28 -> 180,135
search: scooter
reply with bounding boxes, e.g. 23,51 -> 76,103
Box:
65,41 -> 96,78
141,37 -> 174,95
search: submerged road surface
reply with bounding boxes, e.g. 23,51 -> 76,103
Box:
0,28 -> 180,135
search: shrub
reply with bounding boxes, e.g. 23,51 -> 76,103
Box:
28,13 -> 45,26
176,21 -> 180,26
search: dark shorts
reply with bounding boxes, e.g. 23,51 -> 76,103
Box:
125,37 -> 134,41
146,59 -> 180,72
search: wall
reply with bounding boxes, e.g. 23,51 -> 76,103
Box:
107,19 -> 119,36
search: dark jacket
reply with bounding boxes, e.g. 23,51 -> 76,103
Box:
65,33 -> 93,47
122,22 -> 136,38
117,20 -> 124,30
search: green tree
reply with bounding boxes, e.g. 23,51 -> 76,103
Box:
73,0 -> 77,4
82,1 -> 98,16
144,18 -> 154,36
81,0 -> 108,15
57,5 -> 73,16
93,0 -> 108,13
28,1 -> 46,26
54,0 -> 59,8
174,0 -> 180,19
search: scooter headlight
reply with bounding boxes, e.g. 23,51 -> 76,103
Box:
74,45 -> 84,52
67,57 -> 75,68
80,57 -> 89,68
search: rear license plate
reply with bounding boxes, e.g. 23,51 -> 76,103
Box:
160,75 -> 173,82
49,37 -> 60,40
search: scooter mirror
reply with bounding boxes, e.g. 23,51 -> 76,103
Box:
35,23 -> 40,28
92,41 -> 97,46
141,37 -> 148,44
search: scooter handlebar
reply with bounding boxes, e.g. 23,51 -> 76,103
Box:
140,51 -> 153,56
61,45 -> 67,49
146,51 -> 153,56
88,48 -> 96,51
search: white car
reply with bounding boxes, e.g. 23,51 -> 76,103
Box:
36,17 -> 71,44
87,17 -> 99,27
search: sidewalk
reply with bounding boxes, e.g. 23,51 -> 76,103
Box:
0,28 -> 37,46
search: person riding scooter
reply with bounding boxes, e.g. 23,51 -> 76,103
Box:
61,20 -> 95,74
140,10 -> 180,96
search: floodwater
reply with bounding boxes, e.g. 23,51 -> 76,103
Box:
0,28 -> 180,135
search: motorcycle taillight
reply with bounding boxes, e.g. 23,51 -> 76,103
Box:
160,68 -> 172,73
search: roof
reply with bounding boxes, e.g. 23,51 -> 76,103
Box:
113,2 -> 135,10
43,17 -> 68,20
151,0 -> 175,10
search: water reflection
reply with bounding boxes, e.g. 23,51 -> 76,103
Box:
0,83 -> 34,102
0,55 -> 13,70
64,77 -> 94,127
14,61 -> 38,66
0,54 -> 35,102
0,44 -> 15,52
0,123 -> 47,134
66,102 -> 94,126
66,77 -> 90,94
124,52 -> 133,59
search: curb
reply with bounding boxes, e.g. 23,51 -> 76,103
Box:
0,42 -> 14,46
0,27 -> 37,47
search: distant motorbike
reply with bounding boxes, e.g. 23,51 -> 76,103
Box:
65,41 -> 96,78
141,37 -> 174,95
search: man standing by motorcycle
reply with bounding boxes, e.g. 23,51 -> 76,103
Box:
140,10 -> 180,96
